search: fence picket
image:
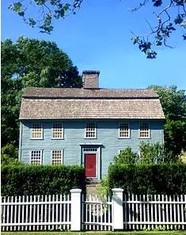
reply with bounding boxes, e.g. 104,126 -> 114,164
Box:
181,195 -> 185,229
1,190 -> 186,232
150,195 -> 154,230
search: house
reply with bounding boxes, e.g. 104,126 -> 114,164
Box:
19,70 -> 165,179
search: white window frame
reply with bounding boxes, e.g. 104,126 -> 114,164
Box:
118,149 -> 124,154
31,123 -> 43,139
52,123 -> 64,139
118,122 -> 130,138
139,122 -> 150,138
30,150 -> 42,165
85,122 -> 96,139
51,150 -> 63,165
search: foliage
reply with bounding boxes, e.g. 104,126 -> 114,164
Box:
113,142 -> 180,165
1,144 -> 22,166
108,163 -> 186,194
131,0 -> 186,58
113,147 -> 139,165
150,86 -> 186,156
9,0 -> 83,34
139,141 -> 179,164
9,0 -> 186,58
98,143 -> 182,197
1,37 -> 82,149
1,165 -> 85,196
96,175 -> 109,200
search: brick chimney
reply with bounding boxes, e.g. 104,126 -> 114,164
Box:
82,70 -> 100,89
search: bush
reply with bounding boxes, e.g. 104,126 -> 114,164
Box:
139,142 -> 180,164
113,147 -> 139,165
108,163 -> 186,194
1,165 -> 85,196
1,143 -> 21,166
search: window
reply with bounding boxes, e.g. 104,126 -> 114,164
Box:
31,123 -> 43,139
82,147 -> 97,152
85,122 -> 96,138
119,123 -> 130,138
118,149 -> 123,154
31,150 -> 42,165
52,123 -> 63,139
52,150 -> 63,165
139,122 -> 150,138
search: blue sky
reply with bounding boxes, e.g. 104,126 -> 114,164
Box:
2,0 -> 186,90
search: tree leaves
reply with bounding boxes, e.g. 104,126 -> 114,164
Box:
131,1 -> 186,58
9,0 -> 81,34
1,37 -> 82,150
150,85 -> 186,156
131,37 -> 157,58
9,0 -> 185,57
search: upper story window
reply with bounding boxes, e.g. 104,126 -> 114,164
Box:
31,123 -> 43,139
52,150 -> 63,165
30,150 -> 42,165
85,122 -> 96,138
119,123 -> 130,138
52,123 -> 63,139
139,122 -> 150,138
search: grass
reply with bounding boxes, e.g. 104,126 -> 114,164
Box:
2,231 -> 186,235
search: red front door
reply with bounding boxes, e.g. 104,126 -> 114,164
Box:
85,153 -> 96,178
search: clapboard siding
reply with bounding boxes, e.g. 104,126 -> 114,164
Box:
19,119 -> 164,178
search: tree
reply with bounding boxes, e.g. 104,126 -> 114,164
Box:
1,37 -> 82,152
9,0 -> 186,58
150,85 -> 186,156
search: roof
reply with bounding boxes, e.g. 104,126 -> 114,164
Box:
22,87 -> 159,99
19,87 -> 165,120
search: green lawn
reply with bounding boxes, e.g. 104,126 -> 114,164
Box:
2,231 -> 186,235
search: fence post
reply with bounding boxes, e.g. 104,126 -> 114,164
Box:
112,188 -> 124,230
70,189 -> 82,231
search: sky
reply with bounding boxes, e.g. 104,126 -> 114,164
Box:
1,0 -> 186,90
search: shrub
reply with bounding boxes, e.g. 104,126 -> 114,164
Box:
113,147 -> 139,165
1,143 -> 21,166
139,142 -> 180,164
1,165 -> 85,196
108,163 -> 186,194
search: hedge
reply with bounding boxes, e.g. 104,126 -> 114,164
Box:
1,165 -> 85,196
108,163 -> 186,194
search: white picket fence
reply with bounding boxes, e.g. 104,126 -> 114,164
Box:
1,194 -> 71,231
123,194 -> 186,230
1,189 -> 186,231
82,194 -> 112,231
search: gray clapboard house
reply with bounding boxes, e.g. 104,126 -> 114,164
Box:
19,71 -> 165,179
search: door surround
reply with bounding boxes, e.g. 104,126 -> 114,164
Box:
80,144 -> 102,180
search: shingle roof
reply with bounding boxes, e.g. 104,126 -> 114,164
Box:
22,87 -> 159,99
19,87 -> 165,120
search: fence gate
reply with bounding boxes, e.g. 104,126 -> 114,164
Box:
1,189 -> 186,231
82,194 -> 113,231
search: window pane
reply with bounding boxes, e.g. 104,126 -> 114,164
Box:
85,122 -> 96,138
52,150 -> 63,165
119,123 -> 129,138
32,123 -> 42,139
53,123 -> 63,139
139,123 -> 150,138
31,150 -> 41,165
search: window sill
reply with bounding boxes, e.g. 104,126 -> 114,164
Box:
51,138 -> 64,140
30,138 -> 44,140
138,137 -> 151,139
118,137 -> 131,139
84,137 -> 97,139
